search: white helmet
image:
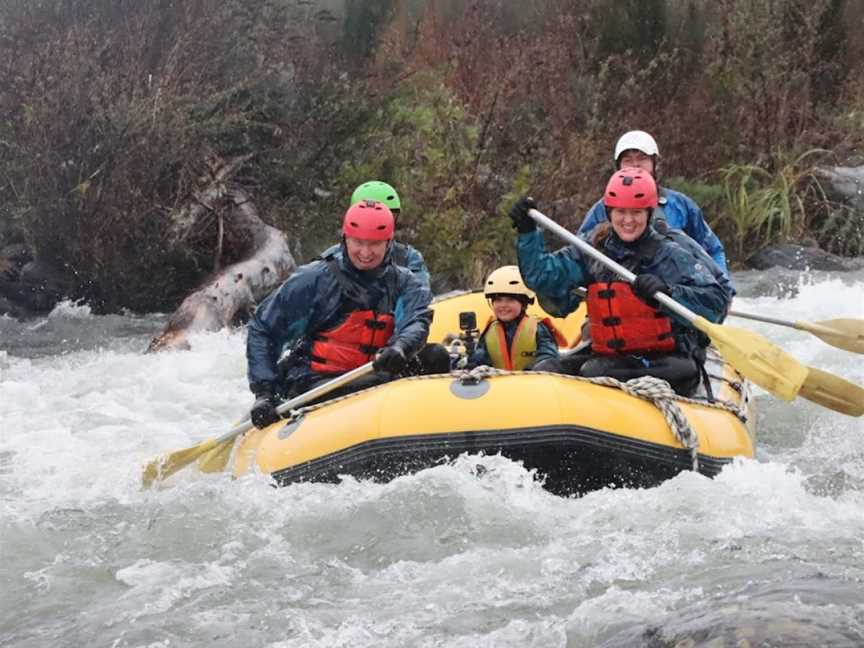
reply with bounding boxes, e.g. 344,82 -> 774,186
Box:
613,130 -> 659,163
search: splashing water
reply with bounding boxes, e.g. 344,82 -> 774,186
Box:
1,271 -> 863,647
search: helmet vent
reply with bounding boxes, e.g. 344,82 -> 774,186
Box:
622,176 -> 634,186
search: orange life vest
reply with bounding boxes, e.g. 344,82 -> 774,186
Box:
587,281 -> 675,355
310,310 -> 395,373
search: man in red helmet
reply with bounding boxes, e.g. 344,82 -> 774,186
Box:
246,200 -> 432,428
507,170 -> 729,395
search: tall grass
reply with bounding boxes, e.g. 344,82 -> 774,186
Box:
717,149 -> 833,260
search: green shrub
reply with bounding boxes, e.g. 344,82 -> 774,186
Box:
715,149 -> 832,260
320,73 -> 519,292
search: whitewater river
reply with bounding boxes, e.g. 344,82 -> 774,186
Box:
2,269 -> 863,647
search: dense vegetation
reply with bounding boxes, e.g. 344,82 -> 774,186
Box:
0,0 -> 862,311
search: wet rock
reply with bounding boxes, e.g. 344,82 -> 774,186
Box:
0,295 -> 30,318
18,258 -> 72,292
744,243 -> 864,272
0,243 -> 31,280
816,165 -> 864,210
603,582 -> 864,647
0,258 -> 70,316
813,165 -> 864,257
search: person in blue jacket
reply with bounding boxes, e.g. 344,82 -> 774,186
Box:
466,265 -> 560,370
508,168 -> 730,395
317,181 -> 448,374
578,130 -> 730,277
246,200 -> 433,429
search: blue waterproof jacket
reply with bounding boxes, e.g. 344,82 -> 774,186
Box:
321,240 -> 430,289
247,244 -> 432,393
579,188 -> 729,274
658,223 -> 735,302
517,225 -> 729,354
467,315 -> 559,369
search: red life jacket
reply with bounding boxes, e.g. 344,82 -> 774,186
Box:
587,281 -> 675,355
310,310 -> 395,373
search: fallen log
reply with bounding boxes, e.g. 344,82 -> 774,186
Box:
147,181 -> 295,352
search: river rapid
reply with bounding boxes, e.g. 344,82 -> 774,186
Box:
1,269 -> 863,647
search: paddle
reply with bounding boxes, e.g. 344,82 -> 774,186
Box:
527,208 -> 864,416
142,362 -> 376,487
728,311 -> 864,355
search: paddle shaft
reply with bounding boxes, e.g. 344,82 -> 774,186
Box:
222,361 -> 378,440
527,209 -> 697,322
199,362 -> 374,472
729,311 -> 845,337
143,362 -> 377,486
728,311 -> 790,328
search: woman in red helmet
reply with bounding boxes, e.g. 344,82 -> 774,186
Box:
507,169 -> 730,395
246,200 -> 433,428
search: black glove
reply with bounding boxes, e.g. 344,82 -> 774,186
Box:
632,274 -> 670,307
373,345 -> 407,373
508,196 -> 537,234
250,390 -> 281,429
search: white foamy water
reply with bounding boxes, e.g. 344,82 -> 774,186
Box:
2,273 -> 864,647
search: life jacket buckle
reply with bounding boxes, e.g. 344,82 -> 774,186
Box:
365,319 -> 388,330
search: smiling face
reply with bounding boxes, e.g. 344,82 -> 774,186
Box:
490,295 -> 524,323
617,149 -> 655,174
609,207 -> 650,242
345,236 -> 389,270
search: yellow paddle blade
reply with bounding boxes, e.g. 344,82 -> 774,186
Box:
694,317 -> 808,401
799,319 -> 864,354
142,437 -> 219,488
197,437 -> 235,473
798,367 -> 864,417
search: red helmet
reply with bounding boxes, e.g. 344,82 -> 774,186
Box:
603,167 -> 658,209
341,200 -> 394,241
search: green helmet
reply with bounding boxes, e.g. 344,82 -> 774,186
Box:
350,181 -> 401,211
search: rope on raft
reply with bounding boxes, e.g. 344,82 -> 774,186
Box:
457,366 -> 706,470
285,366 -> 748,473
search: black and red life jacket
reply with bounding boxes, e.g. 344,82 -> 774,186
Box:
309,258 -> 398,373
310,310 -> 395,373
587,281 -> 675,355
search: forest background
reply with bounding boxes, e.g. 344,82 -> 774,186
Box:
1,0 -> 863,313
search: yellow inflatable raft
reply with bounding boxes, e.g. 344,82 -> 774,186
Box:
232,292 -> 755,496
